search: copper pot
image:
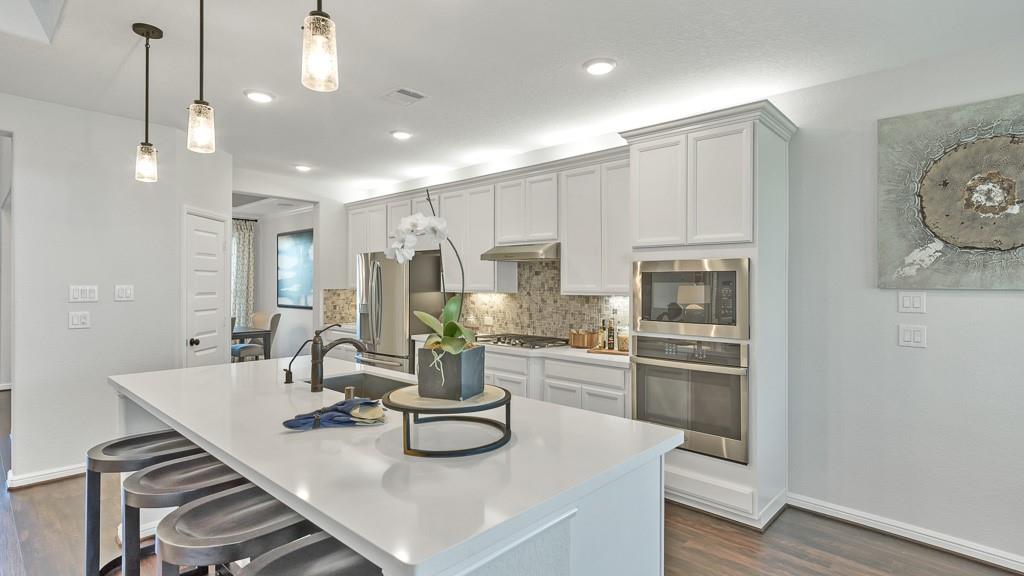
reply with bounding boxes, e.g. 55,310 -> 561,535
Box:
569,329 -> 600,349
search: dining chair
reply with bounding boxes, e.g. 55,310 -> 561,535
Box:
231,312 -> 281,361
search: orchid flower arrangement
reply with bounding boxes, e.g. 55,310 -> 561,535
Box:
384,195 -> 474,376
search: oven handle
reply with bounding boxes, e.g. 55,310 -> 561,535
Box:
630,355 -> 748,376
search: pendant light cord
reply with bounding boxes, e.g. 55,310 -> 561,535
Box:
144,35 -> 150,144
198,0 -> 204,102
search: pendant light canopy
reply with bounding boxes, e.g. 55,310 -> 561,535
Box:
133,23 -> 163,183
301,0 -> 339,92
186,0 -> 216,153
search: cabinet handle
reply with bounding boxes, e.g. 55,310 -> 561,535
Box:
188,338 -> 201,347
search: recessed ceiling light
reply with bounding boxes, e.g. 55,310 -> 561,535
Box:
294,164 -> 312,173
391,130 -> 413,141
244,90 -> 275,104
583,58 -> 617,76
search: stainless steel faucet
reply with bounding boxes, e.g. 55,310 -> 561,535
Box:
309,324 -> 368,392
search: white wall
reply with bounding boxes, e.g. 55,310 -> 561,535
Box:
774,42 -> 1024,565
0,134 -> 11,385
253,208 -> 315,358
0,92 -> 232,482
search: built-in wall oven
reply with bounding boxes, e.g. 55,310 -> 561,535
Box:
632,335 -> 748,464
632,258 -> 749,340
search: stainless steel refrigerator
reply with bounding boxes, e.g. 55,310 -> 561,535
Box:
355,250 -> 445,373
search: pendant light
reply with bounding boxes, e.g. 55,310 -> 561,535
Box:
132,23 -> 163,183
186,0 -> 216,153
301,0 -> 339,92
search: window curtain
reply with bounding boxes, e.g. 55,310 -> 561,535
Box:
231,219 -> 256,327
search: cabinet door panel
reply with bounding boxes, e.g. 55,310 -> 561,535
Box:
544,379 -> 582,408
493,372 -> 527,397
366,204 -> 388,253
439,190 -> 466,293
464,186 -> 496,292
559,166 -> 603,294
412,196 -> 441,249
347,209 -> 367,288
601,160 -> 632,294
495,179 -> 525,244
525,173 -> 559,241
387,200 -> 412,240
581,385 -> 626,417
686,122 -> 753,244
630,136 -> 686,247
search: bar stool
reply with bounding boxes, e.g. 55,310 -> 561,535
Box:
120,453 -> 249,576
240,532 -> 382,576
86,429 -> 203,576
156,483 -> 318,575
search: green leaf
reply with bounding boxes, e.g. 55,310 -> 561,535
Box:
456,323 -> 476,343
413,311 -> 444,335
443,320 -> 461,338
441,295 -> 462,325
440,336 -> 467,355
424,334 -> 442,348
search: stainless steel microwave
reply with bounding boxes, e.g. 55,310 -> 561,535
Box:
632,258 -> 750,340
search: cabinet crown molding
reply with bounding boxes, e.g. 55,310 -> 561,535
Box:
619,100 -> 797,144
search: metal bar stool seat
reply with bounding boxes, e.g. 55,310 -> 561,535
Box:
156,483 -> 318,575
239,532 -> 382,576
119,454 -> 248,576
85,430 -> 203,576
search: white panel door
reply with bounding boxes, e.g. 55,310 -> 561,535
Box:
581,385 -> 626,417
630,135 -> 686,247
559,165 -> 603,294
493,371 -> 528,397
185,213 -> 227,367
464,186 -> 496,292
524,173 -> 559,241
601,159 -> 632,294
347,209 -> 367,288
544,378 -> 582,408
386,200 -> 412,239
366,203 -> 388,253
439,189 -> 470,293
495,179 -> 525,244
686,121 -> 753,244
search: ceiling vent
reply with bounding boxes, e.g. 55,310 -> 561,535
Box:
382,88 -> 427,106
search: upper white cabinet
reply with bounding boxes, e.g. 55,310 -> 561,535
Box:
629,135 -> 686,248
686,122 -> 753,244
439,185 -> 516,293
386,199 -> 411,240
495,173 -> 558,244
345,202 -> 387,287
559,160 -> 631,295
623,102 -> 793,248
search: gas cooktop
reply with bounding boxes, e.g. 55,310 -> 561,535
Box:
476,334 -> 569,349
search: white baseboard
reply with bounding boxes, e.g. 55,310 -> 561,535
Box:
7,463 -> 85,488
788,493 -> 1024,574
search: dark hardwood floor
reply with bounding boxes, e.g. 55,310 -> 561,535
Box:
0,390 -> 1014,575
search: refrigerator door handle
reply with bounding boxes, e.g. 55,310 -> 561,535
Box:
373,261 -> 384,344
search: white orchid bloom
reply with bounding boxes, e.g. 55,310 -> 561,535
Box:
385,207 -> 449,262
422,216 -> 448,245
397,213 -> 429,237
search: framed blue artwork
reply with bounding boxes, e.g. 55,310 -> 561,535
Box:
277,228 -> 314,309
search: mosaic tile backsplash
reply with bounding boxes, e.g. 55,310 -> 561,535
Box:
323,288 -> 356,324
323,262 -> 628,337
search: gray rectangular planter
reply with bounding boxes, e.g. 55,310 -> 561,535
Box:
417,345 -> 485,401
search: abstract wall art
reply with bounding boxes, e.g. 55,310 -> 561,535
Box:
878,94 -> 1024,289
277,228 -> 315,308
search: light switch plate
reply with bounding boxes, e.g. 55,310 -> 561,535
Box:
898,324 -> 927,348
114,285 -> 135,302
69,311 -> 91,329
69,285 -> 99,303
898,291 -> 927,313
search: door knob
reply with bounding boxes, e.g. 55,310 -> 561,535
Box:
188,338 -> 201,346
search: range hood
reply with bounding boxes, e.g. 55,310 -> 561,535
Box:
480,242 -> 560,262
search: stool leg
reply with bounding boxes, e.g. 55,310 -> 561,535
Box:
160,561 -> 179,576
84,468 -> 101,576
121,502 -> 140,576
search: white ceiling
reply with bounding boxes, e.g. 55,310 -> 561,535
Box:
3,0 -> 1024,199
232,193 -> 315,219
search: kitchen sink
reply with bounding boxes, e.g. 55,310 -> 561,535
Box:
319,373 -> 411,400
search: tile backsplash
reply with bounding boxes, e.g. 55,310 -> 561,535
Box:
323,288 -> 356,324
322,262 -> 629,337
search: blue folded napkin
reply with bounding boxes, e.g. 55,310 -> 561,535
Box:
283,398 -> 380,431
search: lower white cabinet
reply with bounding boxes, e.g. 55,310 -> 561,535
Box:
543,378 -> 583,408
581,385 -> 626,417
492,372 -> 528,397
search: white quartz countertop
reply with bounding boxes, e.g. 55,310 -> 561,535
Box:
109,356 -> 680,576
411,334 -> 631,368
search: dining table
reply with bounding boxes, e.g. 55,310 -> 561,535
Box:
231,325 -> 272,359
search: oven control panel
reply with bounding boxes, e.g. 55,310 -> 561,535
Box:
634,335 -> 746,367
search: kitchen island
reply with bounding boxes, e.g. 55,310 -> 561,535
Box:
110,356 -> 682,576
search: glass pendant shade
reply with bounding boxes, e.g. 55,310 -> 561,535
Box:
301,13 -> 339,92
186,101 -> 216,153
135,143 -> 159,183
